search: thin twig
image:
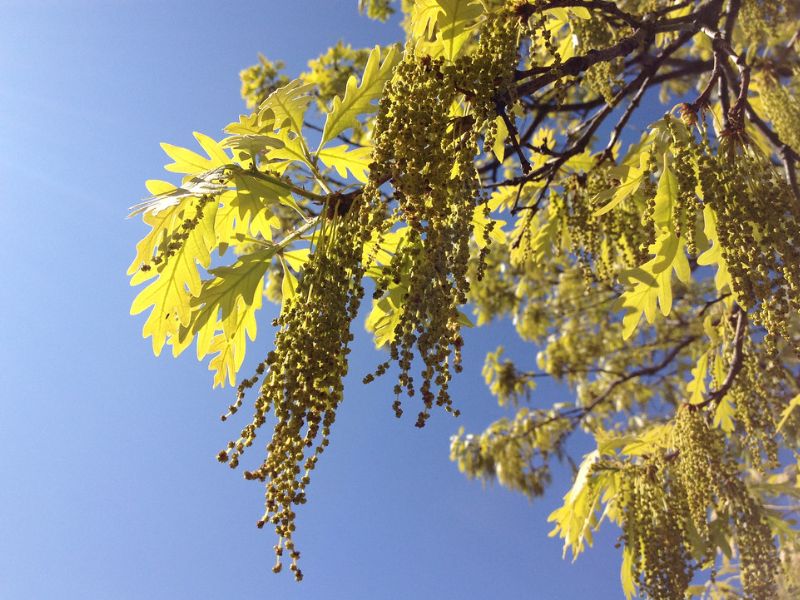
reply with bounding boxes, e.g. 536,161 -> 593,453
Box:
601,72 -> 654,160
696,305 -> 747,408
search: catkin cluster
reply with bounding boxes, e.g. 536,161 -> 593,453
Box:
740,0 -> 788,45
661,116 -> 800,352
364,10 -> 520,426
729,346 -> 779,470
222,7 -> 522,578
672,407 -> 726,542
703,150 -> 800,351
520,0 -> 562,67
672,408 -> 779,600
620,459 -> 693,600
567,166 -> 653,281
142,196 -> 212,272
618,407 -> 781,599
667,118 -> 703,253
758,69 -> 800,153
571,16 -> 624,104
449,409 -> 561,498
732,490 -> 782,600
218,199 -> 377,580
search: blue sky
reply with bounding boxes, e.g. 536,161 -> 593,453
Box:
1,2 -> 629,598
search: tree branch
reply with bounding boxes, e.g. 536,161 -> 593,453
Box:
514,0 -> 644,28
695,305 -> 747,408
579,336 -> 699,419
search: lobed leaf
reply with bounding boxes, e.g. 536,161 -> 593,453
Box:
130,202 -> 218,355
319,45 -> 399,148
318,144 -> 373,183
259,79 -> 315,136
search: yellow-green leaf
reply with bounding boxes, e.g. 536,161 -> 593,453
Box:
259,79 -> 315,136
492,115 -> 508,162
569,6 -> 591,19
130,202 -> 218,355
436,0 -> 484,61
282,248 -> 311,271
319,45 -> 399,148
619,232 -> 690,339
547,450 -> 606,560
201,297 -> 260,387
318,144 -> 373,183
619,424 -> 673,456
697,205 -> 733,295
127,185 -> 183,276
593,151 -> 650,216
221,133 -> 284,159
472,202 -> 507,249
777,394 -> 800,432
224,111 -> 274,136
687,352 -> 709,405
366,296 -> 402,348
714,395 -> 736,433
652,156 -> 678,229
621,547 -> 636,600
161,132 -> 231,174
280,259 -> 299,310
191,246 -> 276,334
231,167 -> 304,217
363,226 -> 410,269
215,189 -> 281,243
411,0 -> 443,40
266,128 -> 313,170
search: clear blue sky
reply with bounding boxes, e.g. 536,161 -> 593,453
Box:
1,2 -> 628,598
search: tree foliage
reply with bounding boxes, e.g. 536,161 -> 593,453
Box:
129,1 -> 800,596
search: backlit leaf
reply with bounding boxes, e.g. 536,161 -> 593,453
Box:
687,352 -> 709,405
318,144 -> 373,183
593,150 -> 650,217
130,202 -> 218,355
161,132 -> 231,174
697,205 -> 733,296
436,0 -> 484,61
259,79 -> 315,136
192,246 -> 277,333
619,232 -> 690,339
319,45 -> 399,148
777,394 -> 800,433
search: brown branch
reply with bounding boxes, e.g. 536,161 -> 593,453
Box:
514,0 -> 643,28
516,27 -> 654,95
781,145 -> 800,203
688,51 -> 721,111
601,72 -> 653,160
697,292 -> 732,316
718,63 -> 731,118
507,102 -> 614,214
695,305 -> 747,408
704,29 -> 750,127
579,336 -> 699,419
723,0 -> 741,42
496,100 -> 532,174
503,27 -> 700,214
516,60 -> 712,115
518,0 -> 718,85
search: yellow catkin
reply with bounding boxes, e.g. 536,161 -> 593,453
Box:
364,9 -> 521,424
